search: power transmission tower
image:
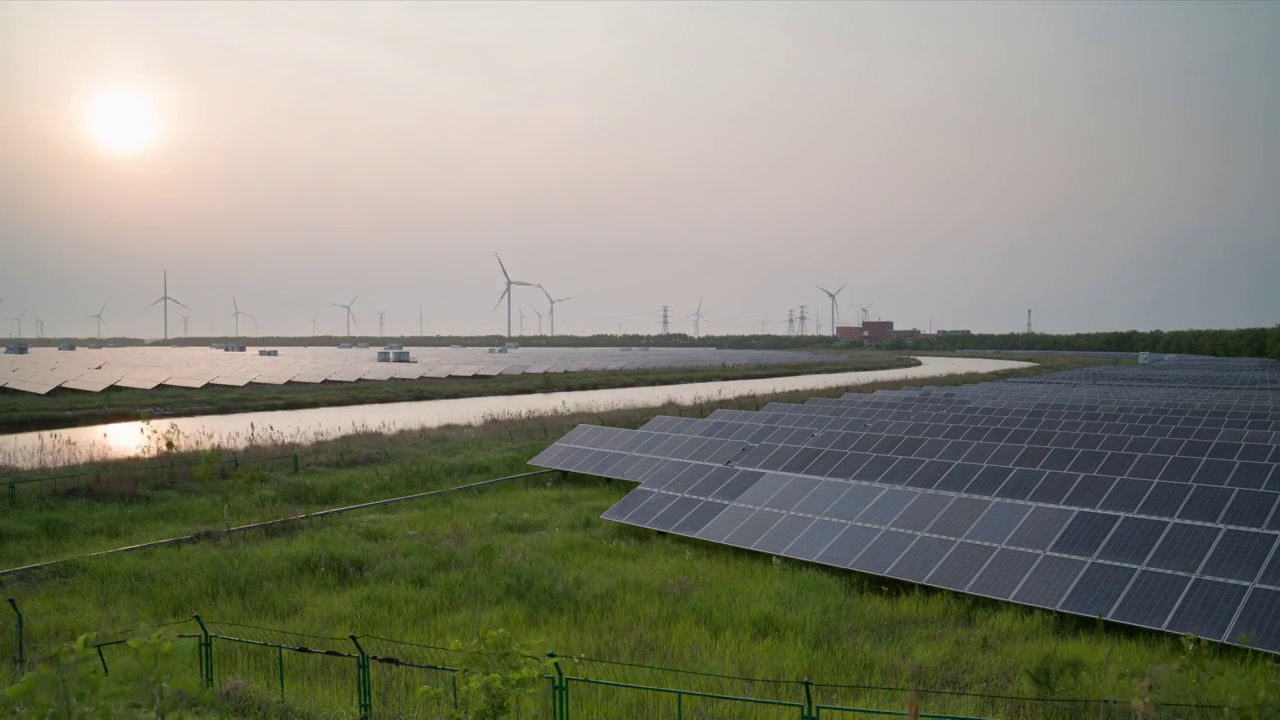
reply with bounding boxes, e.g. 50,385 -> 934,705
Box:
1026,309 -> 1032,334
786,310 -> 796,336
798,306 -> 808,335
661,305 -> 670,334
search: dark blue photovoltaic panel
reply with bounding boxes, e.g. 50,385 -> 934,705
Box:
851,529 -> 917,574
926,542 -> 997,591
1146,523 -> 1220,574
1228,588 -> 1280,648
1096,517 -> 1167,566
1059,563 -> 1136,617
1110,570 -> 1190,629
1012,555 -> 1087,609
1200,529 -> 1275,583
816,524 -> 882,568
1005,507 -> 1073,551
786,519 -> 847,561
970,548 -> 1040,600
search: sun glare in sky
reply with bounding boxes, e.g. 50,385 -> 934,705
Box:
84,85 -> 160,156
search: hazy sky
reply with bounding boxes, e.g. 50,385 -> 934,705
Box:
2,1 -> 1277,339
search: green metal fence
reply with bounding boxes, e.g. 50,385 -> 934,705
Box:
24,615 -> 1222,720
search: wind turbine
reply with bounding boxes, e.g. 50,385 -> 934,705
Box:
311,314 -> 318,337
377,311 -> 386,338
88,304 -> 108,339
537,285 -> 571,336
493,253 -> 536,339
860,303 -> 875,325
230,297 -> 256,338
7,309 -> 25,339
816,283 -> 847,337
147,270 -> 188,341
689,299 -> 707,339
531,306 -> 544,336
761,314 -> 769,334
182,315 -> 189,337
516,305 -> 526,336
33,313 -> 44,339
333,297 -> 357,337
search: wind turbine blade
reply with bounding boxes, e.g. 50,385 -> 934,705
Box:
539,284 -> 553,303
492,287 -> 510,311
494,253 -> 511,282
836,282 -> 847,295
350,297 -> 358,307
100,303 -> 107,315
816,285 -> 832,296
233,297 -> 239,312
146,297 -> 165,308
557,297 -> 572,303
696,298 -> 703,314
510,281 -> 536,287
171,297 -> 190,309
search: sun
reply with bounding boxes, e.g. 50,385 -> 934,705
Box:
85,85 -> 160,156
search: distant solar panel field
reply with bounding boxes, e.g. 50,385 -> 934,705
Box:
531,357 -> 1280,654
0,346 -> 841,395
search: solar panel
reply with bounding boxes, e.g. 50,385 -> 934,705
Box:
531,357 -> 1280,654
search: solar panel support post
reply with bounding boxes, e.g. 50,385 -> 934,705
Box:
193,613 -> 213,689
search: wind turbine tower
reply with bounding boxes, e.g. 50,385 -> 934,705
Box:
182,315 -> 189,337
797,306 -> 808,335
1026,309 -> 1033,334
147,270 -> 188,341
761,315 -> 769,334
532,306 -> 544,336
493,254 -> 537,339
860,303 -> 875,325
311,314 -> 318,337
33,314 -> 44,339
88,304 -> 108,339
516,305 -> 526,336
419,306 -> 424,337
689,299 -> 706,339
377,311 -> 386,338
333,297 -> 357,337
816,283 -> 847,337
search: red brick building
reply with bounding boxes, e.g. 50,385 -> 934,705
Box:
836,326 -> 864,341
862,320 -> 894,342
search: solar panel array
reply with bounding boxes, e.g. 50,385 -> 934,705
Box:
529,358 -> 1280,653
0,346 -> 838,395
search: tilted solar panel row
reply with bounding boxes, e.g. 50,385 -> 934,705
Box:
528,360 -> 1280,654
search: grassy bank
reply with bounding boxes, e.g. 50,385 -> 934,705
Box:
11,354 -> 1267,717
0,353 -> 914,435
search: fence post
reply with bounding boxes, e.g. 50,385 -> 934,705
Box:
6,597 -> 22,667
802,677 -> 814,720
292,449 -> 300,474
193,614 -> 213,689
548,652 -> 566,720
350,634 -> 372,720
6,478 -> 14,508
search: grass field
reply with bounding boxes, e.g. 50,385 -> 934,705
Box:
5,355 -> 1276,718
0,353 -> 915,434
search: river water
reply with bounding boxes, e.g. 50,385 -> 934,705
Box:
0,356 -> 1030,470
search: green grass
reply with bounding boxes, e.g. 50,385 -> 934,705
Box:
7,354 -> 1273,718
0,353 -> 915,434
